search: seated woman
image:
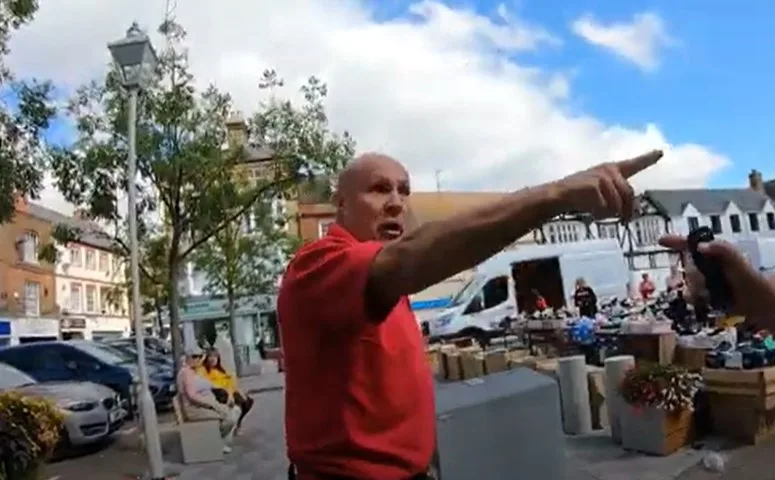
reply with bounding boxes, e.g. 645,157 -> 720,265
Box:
177,346 -> 241,453
198,349 -> 255,434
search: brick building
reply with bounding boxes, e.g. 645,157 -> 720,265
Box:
0,198 -> 60,345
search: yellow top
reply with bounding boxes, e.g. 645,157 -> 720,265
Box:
196,366 -> 238,394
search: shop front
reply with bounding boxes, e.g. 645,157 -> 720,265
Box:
162,294 -> 276,367
14,317 -> 59,344
60,317 -> 87,340
0,319 -> 12,347
88,317 -> 131,341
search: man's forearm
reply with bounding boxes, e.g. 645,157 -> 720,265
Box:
378,183 -> 564,296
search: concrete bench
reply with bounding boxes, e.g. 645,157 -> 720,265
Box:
172,396 -> 224,464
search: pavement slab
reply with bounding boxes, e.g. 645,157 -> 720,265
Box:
43,367 -> 764,480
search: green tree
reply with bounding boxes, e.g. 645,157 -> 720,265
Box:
191,187 -> 292,373
46,20 -> 355,366
0,0 -> 55,223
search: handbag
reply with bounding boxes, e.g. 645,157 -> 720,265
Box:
212,387 -> 229,404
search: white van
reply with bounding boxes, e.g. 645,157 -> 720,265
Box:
426,239 -> 630,342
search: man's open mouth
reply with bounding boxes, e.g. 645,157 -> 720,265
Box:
378,221 -> 404,240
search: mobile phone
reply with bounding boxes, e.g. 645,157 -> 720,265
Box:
687,226 -> 733,311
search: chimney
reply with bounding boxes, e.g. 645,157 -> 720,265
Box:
749,169 -> 764,193
226,111 -> 248,150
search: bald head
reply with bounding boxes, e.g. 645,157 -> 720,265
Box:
336,153 -> 406,196
333,152 -> 411,242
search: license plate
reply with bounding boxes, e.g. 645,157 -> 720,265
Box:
109,409 -> 122,423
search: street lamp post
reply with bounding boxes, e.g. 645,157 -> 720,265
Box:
108,23 -> 165,480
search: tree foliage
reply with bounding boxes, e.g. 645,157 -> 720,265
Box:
46,20 -> 355,364
0,0 -> 55,223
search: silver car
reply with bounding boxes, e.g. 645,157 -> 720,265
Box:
0,362 -> 127,446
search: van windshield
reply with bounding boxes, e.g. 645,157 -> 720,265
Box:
449,277 -> 482,307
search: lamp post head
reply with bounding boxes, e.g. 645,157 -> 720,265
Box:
107,22 -> 158,90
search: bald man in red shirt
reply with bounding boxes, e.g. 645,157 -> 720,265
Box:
279,150 -> 663,479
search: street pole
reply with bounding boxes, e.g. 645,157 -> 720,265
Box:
128,87 -> 165,480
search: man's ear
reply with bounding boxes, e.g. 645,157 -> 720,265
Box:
331,189 -> 344,209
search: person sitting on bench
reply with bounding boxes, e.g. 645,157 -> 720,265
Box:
177,346 -> 241,454
198,348 -> 255,435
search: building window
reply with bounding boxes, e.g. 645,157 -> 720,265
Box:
318,219 -> 334,239
70,283 -> 82,312
23,281 -> 40,317
99,252 -> 109,272
768,212 -> 775,230
85,285 -> 96,313
112,256 -> 121,276
19,231 -> 39,263
70,247 -> 82,267
687,216 -> 700,232
730,214 -> 741,233
85,249 -> 96,270
710,215 -> 722,234
100,287 -> 111,314
633,217 -> 660,247
749,213 -> 760,232
648,253 -> 658,269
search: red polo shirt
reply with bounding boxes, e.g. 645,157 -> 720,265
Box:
278,224 -> 435,479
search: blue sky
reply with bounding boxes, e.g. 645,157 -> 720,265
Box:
23,0 -> 774,196
363,0 -> 775,187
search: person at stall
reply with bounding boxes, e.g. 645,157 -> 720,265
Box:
573,277 -> 598,318
639,273 -> 656,300
658,235 -> 775,327
533,289 -> 548,311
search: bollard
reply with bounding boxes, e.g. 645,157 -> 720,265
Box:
557,355 -> 592,435
604,355 -> 635,444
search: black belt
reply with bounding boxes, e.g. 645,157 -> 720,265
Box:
288,464 -> 431,480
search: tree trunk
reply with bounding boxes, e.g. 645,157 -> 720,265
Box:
168,260 -> 184,373
227,285 -> 242,376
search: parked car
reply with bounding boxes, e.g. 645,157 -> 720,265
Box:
126,335 -> 172,356
0,341 -> 176,410
0,362 -> 125,447
104,339 -> 172,367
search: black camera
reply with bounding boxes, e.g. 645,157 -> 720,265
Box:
687,226 -> 733,311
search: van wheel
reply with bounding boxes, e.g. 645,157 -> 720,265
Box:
459,328 -> 489,348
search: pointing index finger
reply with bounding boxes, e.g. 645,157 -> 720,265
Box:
617,150 -> 663,178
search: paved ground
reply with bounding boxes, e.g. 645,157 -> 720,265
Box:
42,365 -> 770,480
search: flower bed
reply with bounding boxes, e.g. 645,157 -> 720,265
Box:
0,391 -> 64,480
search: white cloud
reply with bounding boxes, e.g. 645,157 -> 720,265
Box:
571,12 -> 672,71
7,0 -> 726,215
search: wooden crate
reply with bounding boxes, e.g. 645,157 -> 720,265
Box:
703,367 -> 775,444
620,332 -> 676,366
674,346 -> 709,372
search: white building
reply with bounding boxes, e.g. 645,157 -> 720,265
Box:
52,212 -> 131,341
531,173 -> 775,291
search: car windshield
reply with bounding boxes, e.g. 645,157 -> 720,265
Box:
448,276 -> 482,307
73,342 -> 134,365
108,342 -> 138,356
0,363 -> 36,389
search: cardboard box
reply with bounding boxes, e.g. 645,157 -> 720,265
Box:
462,353 -> 486,379
483,349 -> 508,375
444,352 -> 463,381
425,345 -> 442,375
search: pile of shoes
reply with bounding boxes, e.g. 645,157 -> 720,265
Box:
706,330 -> 775,369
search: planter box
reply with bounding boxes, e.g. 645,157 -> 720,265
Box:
621,407 -> 692,455
703,367 -> 775,443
